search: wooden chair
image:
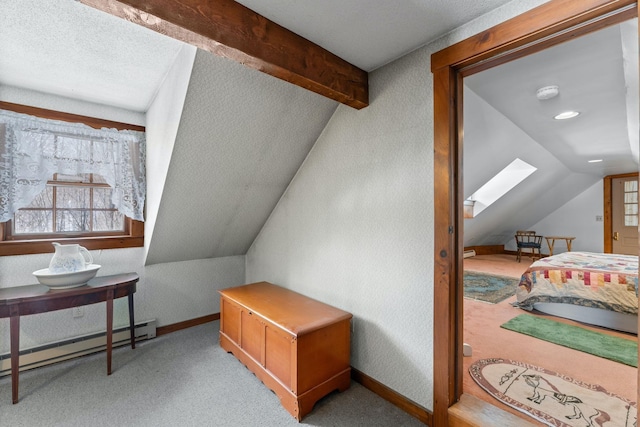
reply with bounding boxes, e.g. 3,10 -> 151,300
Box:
514,230 -> 543,262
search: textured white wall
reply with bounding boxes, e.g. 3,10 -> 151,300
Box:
524,181 -> 605,254
144,44 -> 197,260
0,249 -> 244,354
247,47 -> 434,405
144,50 -> 338,265
0,84 -> 245,354
246,0 -> 551,410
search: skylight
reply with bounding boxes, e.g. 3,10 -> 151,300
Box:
465,158 -> 537,218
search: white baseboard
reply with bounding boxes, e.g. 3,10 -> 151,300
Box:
0,320 -> 156,376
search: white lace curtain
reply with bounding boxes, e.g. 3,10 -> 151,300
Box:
0,109 -> 146,222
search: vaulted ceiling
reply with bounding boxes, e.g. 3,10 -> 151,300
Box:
2,0 -> 517,112
2,0 -> 637,262
463,19 -> 639,248
465,20 -> 638,178
1,0 -> 519,264
0,0 -> 185,112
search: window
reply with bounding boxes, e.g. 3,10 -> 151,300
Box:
11,173 -> 124,237
465,158 -> 537,218
623,180 -> 638,227
0,102 -> 145,256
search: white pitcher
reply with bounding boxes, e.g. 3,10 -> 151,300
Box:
49,242 -> 94,273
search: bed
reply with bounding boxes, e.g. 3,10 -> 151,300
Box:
516,251 -> 638,334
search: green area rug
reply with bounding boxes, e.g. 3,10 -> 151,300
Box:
463,271 -> 519,304
501,314 -> 637,367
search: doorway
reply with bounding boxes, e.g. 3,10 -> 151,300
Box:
460,17 -> 639,417
431,0 -> 638,424
606,173 -> 640,255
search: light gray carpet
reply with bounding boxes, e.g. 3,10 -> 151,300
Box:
0,321 -> 425,426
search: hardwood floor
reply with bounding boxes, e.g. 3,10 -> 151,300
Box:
463,254 -> 637,425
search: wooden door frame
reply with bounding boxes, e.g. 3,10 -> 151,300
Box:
604,172 -> 639,253
431,0 -> 638,424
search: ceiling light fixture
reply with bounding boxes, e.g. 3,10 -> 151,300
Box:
554,111 -> 580,120
588,159 -> 603,163
536,85 -> 559,100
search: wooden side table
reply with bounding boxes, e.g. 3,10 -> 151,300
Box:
544,236 -> 575,256
0,273 -> 138,404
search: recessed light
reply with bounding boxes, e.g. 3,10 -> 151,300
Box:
554,111 -> 580,120
588,159 -> 603,163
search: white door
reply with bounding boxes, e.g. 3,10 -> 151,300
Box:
612,177 -> 638,255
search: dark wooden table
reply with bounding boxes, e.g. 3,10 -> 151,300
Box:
0,272 -> 138,404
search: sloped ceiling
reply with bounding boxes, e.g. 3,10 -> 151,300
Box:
0,0 -> 184,112
2,0 -> 521,266
465,22 -> 638,177
463,20 -> 638,247
1,0 -> 518,111
233,0 -> 518,71
462,88 -> 600,247
3,1 -> 637,262
144,50 -> 338,265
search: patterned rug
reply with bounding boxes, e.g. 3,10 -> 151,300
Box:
469,358 -> 637,426
463,271 -> 519,304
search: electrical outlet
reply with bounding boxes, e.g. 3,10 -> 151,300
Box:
72,307 -> 84,318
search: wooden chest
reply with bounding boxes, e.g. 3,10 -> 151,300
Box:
219,282 -> 352,421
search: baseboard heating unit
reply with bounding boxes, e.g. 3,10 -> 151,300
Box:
463,250 -> 476,258
0,319 -> 156,376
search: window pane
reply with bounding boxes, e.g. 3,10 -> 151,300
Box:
624,181 -> 638,192
55,173 -> 87,183
56,210 -> 90,232
25,187 -> 53,208
56,187 -> 90,209
92,174 -> 108,184
93,211 -> 124,231
55,136 -> 93,163
625,215 -> 638,227
14,171 -> 126,235
624,204 -> 638,215
467,158 -> 537,217
14,210 -> 53,233
93,188 -> 116,209
624,193 -> 638,203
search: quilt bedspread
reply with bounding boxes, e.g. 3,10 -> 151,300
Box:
516,251 -> 638,315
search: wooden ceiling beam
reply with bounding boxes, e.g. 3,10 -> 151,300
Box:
79,0 -> 369,109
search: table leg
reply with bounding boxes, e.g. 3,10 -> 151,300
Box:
106,290 -> 114,375
128,293 -> 135,350
566,239 -> 573,251
10,306 -> 19,404
547,239 -> 555,256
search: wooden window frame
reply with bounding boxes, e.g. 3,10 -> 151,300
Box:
0,101 -> 145,256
